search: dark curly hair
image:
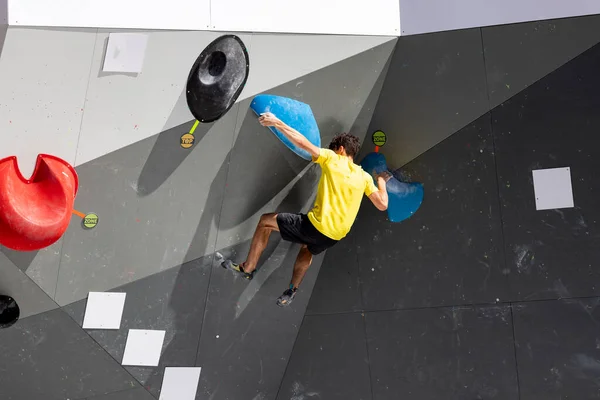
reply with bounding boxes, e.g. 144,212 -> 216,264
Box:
328,133 -> 361,158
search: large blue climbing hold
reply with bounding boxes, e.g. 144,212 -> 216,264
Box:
360,152 -> 424,223
250,95 -> 321,161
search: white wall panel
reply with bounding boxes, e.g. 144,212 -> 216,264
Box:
0,28 -> 95,176
8,0 -> 210,30
400,0 -> 600,36
8,0 -> 398,36
10,0 -> 600,37
211,0 -> 400,36
75,30 -> 244,166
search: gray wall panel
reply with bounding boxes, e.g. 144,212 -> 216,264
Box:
192,44 -> 394,399
368,28 -> 488,169
0,252 -> 58,318
0,27 -> 95,177
196,241 -> 326,400
368,15 -> 600,170
2,240 -> 64,300
0,38 -> 395,308
218,41 -> 396,250
0,29 -> 392,312
53,109 -> 238,306
0,309 -> 137,400
483,14 -> 600,108
0,25 -> 393,399
76,30 -> 244,166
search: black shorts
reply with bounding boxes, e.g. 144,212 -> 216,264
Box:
276,213 -> 338,255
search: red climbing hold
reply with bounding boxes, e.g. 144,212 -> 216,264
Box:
0,154 -> 78,251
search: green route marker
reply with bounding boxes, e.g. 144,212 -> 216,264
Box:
372,130 -> 387,147
83,213 -> 99,229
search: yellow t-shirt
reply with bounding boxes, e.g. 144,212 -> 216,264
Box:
307,148 -> 379,240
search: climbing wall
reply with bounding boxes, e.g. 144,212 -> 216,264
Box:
0,26 -> 395,400
366,13 -> 600,168
281,14 -> 600,400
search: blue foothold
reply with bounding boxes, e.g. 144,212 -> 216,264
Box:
360,152 -> 424,223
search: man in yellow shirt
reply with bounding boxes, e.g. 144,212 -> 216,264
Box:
222,112 -> 390,306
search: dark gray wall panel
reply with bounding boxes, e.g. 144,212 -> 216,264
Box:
63,256 -> 210,398
306,229 -> 362,315
277,313 -> 372,400
357,115 -> 507,310
367,15 -> 600,171
304,23 -> 600,400
367,28 -> 488,168
365,306 -> 518,400
513,299 -> 600,400
195,240 -> 325,400
0,309 -> 137,400
493,42 -> 600,301
86,387 -> 155,400
483,14 -> 600,109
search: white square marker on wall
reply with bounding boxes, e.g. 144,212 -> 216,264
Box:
121,329 -> 166,367
532,167 -> 574,211
103,33 -> 149,73
82,292 -> 127,330
159,367 -> 202,400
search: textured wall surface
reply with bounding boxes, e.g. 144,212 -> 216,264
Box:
4,12 -> 600,400
0,28 -> 393,173
0,27 -> 96,177
297,37 -> 600,400
0,26 -> 394,400
365,14 -> 600,169
0,35 -> 396,307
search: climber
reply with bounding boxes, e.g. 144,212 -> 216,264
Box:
222,112 -> 391,307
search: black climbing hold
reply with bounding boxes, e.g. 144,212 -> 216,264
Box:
0,295 -> 20,329
186,35 -> 250,124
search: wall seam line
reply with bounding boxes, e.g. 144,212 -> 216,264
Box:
192,97 -> 247,368
72,28 -> 98,167
53,28 -> 99,304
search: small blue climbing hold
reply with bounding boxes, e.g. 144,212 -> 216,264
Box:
360,152 -> 424,223
250,95 -> 321,161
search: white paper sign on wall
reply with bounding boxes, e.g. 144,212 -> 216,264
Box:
532,167 -> 575,211
103,33 -> 149,73
159,367 -> 202,400
82,292 -> 127,330
121,329 -> 166,366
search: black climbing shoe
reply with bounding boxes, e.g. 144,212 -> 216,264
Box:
276,286 -> 298,307
221,260 -> 254,280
